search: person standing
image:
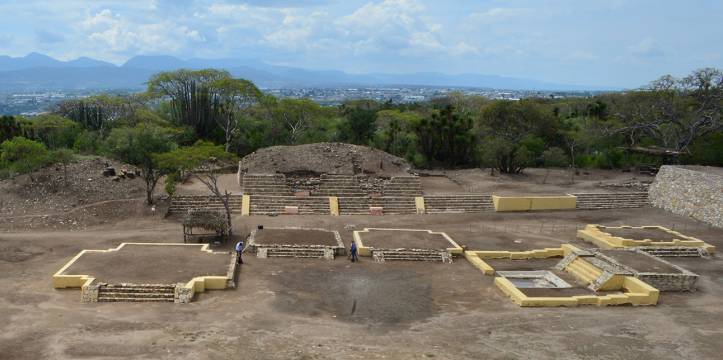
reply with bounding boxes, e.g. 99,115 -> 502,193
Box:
349,241 -> 358,263
235,239 -> 244,264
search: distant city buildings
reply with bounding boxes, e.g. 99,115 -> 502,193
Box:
1,87 -> 603,115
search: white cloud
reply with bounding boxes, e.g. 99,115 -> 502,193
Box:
80,9 -> 205,57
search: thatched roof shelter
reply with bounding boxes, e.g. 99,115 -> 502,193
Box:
182,210 -> 229,243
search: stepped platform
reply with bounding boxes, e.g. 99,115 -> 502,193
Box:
97,284 -> 175,303
242,174 -> 292,195
338,196 -> 417,215
314,174 -> 367,197
572,192 -> 649,209
169,195 -> 243,214
383,176 -> 422,197
248,227 -> 345,260
353,228 -> 463,263
249,195 -> 330,215
372,248 -> 452,263
423,194 -> 494,213
53,243 -> 236,303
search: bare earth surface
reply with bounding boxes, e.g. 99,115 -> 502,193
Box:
61,244 -> 231,284
2,206 -> 723,359
253,228 -> 338,246
600,250 -> 682,274
359,229 -> 454,249
603,227 -> 682,241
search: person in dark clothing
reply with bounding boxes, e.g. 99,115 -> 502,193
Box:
349,241 -> 358,262
235,240 -> 244,264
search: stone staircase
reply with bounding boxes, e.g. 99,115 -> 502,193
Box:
637,247 -> 710,257
259,247 -> 329,259
242,174 -> 292,195
168,195 -> 243,214
383,176 -> 423,196
572,192 -> 649,210
249,195 -> 330,215
423,195 -> 494,213
97,284 -> 175,303
314,174 -> 366,196
372,248 -> 452,263
338,196 -> 417,215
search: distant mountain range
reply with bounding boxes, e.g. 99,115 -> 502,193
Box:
0,53 -> 610,91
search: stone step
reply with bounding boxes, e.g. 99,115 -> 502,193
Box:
98,296 -> 174,302
99,291 -> 174,298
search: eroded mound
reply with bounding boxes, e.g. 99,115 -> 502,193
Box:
238,142 -> 413,176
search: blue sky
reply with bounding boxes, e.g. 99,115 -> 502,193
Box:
0,0 -> 721,88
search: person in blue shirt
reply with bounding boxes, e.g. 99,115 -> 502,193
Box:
235,240 -> 244,264
349,241 -> 358,263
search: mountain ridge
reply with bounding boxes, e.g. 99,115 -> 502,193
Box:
0,53 -> 614,91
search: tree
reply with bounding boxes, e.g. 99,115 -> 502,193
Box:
20,114 -> 81,149
147,69 -> 231,139
0,116 -> 21,143
51,148 -> 74,188
415,105 -> 476,166
604,68 -> 722,155
478,100 -> 558,173
274,99 -> 326,144
105,125 -> 178,204
53,94 -> 139,137
0,137 -> 50,181
209,78 -> 262,152
156,141 -> 236,232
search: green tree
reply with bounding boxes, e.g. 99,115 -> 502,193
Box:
209,78 -> 262,152
105,125 -> 178,204
53,94 -> 139,136
147,69 -> 231,140
156,141 -> 236,231
51,148 -> 74,188
20,114 -> 81,149
0,116 -> 21,143
478,100 -> 558,173
0,137 -> 50,181
416,105 -> 476,166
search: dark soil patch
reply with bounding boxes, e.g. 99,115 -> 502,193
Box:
61,244 -> 230,283
253,229 -> 338,246
601,250 -> 682,273
359,229 -> 453,249
269,261 -> 437,327
603,227 -> 680,241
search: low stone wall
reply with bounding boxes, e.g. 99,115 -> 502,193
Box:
649,165 -> 723,228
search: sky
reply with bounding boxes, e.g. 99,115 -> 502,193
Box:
0,0 -> 721,88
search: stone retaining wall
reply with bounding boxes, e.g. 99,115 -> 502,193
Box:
649,165 -> 723,228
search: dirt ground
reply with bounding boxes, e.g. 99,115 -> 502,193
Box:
600,250 -> 683,274
253,229 -> 339,246
359,229 -> 454,249
2,206 -> 723,359
62,244 -> 231,284
603,227 -> 682,241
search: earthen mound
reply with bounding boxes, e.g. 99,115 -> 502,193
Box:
238,142 -> 413,176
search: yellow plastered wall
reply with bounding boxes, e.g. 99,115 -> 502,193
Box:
577,224 -> 716,254
415,196 -> 426,214
329,196 -> 339,216
241,195 -> 250,216
353,228 -> 463,256
492,195 -> 577,212
495,276 -> 659,307
464,245 -> 579,276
